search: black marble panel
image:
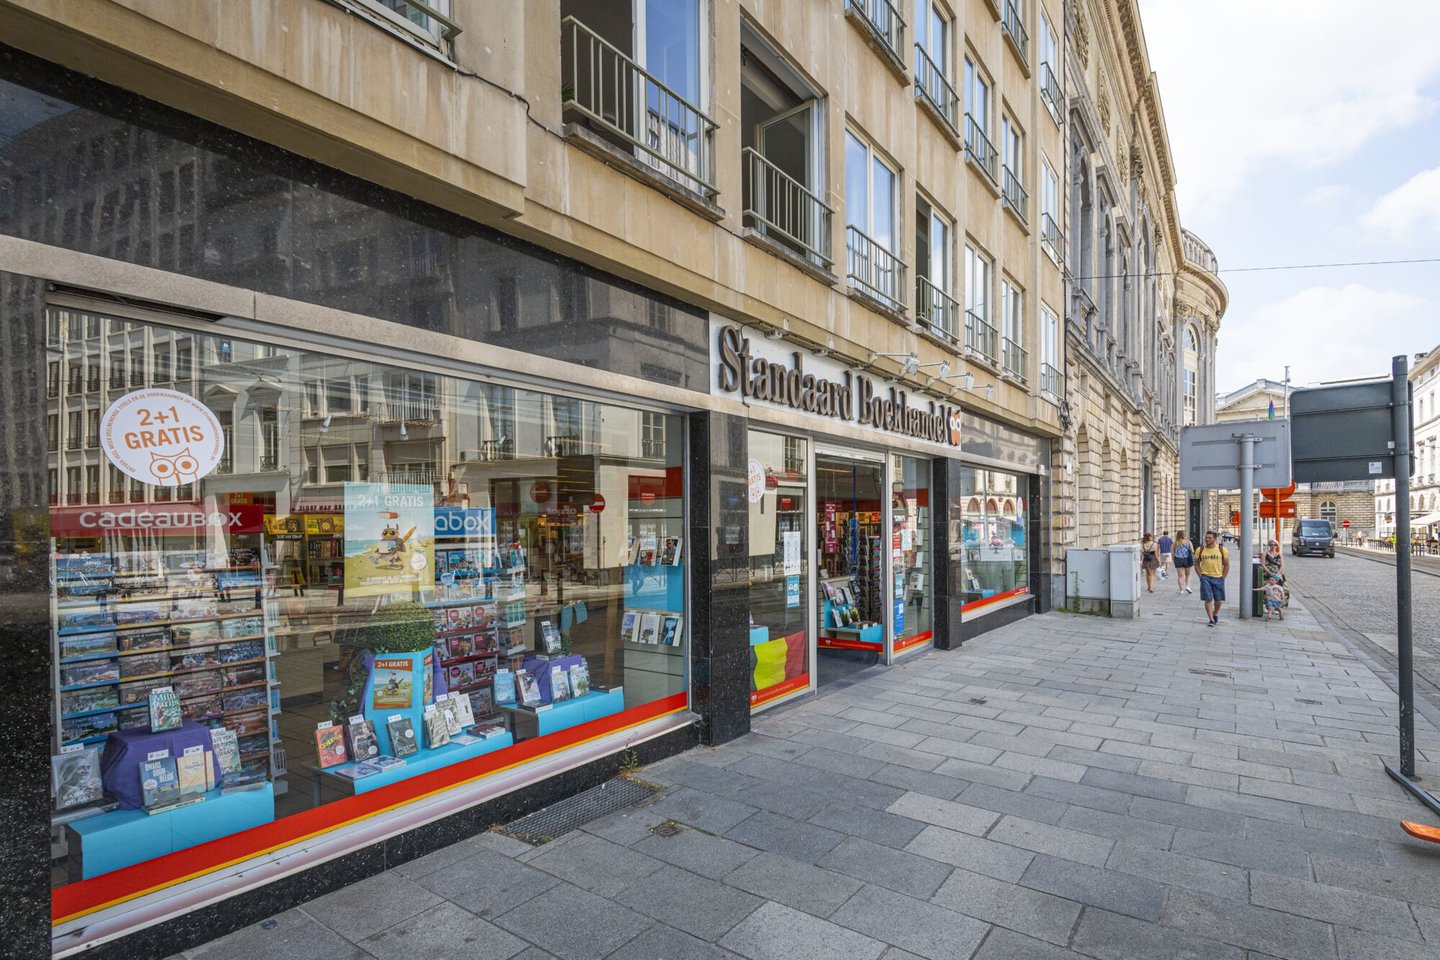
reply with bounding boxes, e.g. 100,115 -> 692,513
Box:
930,457 -> 955,650
72,726 -> 698,960
1028,471 -> 1051,613
962,595 -> 1036,638
686,411 -> 749,745
0,272 -> 53,959
943,457 -> 970,649
0,46 -> 709,389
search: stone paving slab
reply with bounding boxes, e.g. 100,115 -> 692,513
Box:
177,571 -> 1440,960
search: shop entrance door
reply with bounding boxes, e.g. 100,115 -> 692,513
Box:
815,451 -> 886,686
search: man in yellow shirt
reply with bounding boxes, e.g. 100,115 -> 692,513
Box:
1195,530 -> 1230,626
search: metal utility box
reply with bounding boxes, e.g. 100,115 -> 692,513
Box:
1064,548 -> 1111,615
1108,543 -> 1142,619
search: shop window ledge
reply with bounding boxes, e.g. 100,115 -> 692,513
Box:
561,123 -> 725,223
846,286 -> 909,326
741,228 -> 838,286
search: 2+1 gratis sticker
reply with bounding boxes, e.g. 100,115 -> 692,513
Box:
101,389 -> 226,486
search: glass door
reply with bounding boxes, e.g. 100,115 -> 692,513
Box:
747,431 -> 812,710
815,449 -> 886,686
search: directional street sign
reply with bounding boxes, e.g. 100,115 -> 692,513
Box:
1180,419 -> 1292,490
1290,379 -> 1412,482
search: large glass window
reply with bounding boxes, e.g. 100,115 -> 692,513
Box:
892,455 -> 933,653
46,309 -> 688,898
747,431 -> 809,709
958,467 -> 1030,610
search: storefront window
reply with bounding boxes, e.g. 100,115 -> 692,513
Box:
747,431 -> 809,708
958,467 -> 1030,610
47,309 -> 688,896
816,453 -> 885,663
892,455 -> 932,652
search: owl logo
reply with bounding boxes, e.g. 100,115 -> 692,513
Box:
148,448 -> 200,486
948,409 -> 964,446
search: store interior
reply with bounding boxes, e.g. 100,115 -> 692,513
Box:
815,453 -> 885,687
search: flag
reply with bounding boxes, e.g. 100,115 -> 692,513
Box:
1268,400 -> 1276,420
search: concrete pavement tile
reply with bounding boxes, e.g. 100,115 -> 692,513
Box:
411,849 -> 561,920
358,902 -> 528,960
1023,775 -> 1133,814
391,834 -> 506,879
1136,760 -> 1241,791
1079,767 -> 1190,802
931,757 -> 1034,791
1334,929 -> 1436,960
819,836 -> 954,900
912,736 -> 1004,765
929,866 -> 1081,945
302,873 -> 444,942
1073,907 -> 1244,960
992,752 -> 1089,782
1128,796 -> 1248,835
722,850 -> 863,917
1169,828 -> 1312,879
1180,786 -> 1307,825
869,763 -> 970,800
613,865 -> 763,941
846,722 -> 929,748
807,801 -> 927,849
1412,902 -> 1440,945
956,783 -> 1067,825
1057,806 -> 1177,849
1160,888 -> 1337,960
831,885 -> 989,959
1046,744 -> 1144,773
986,815 -> 1116,868
903,825 -> 1035,882
970,929 -> 1082,960
789,745 -> 886,779
718,902 -> 886,960
1106,841 -> 1249,901
1297,806 -> 1408,843
525,832 -> 667,893
1248,872 -> 1420,940
1244,818 -> 1386,864
726,810 -> 847,863
1019,853 -> 1167,922
603,924 -> 743,960
632,824 -> 759,880
728,778 -> 835,821
579,807 -> 671,846
494,882 -> 653,960
1191,753 -> 1297,783
647,787 -> 760,833
859,741 -> 948,772
886,791 -> 1003,836
188,910 -> 372,960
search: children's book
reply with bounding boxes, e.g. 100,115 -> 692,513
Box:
540,620 -> 563,655
637,612 -> 661,645
436,696 -> 464,736
315,723 -> 349,768
493,670 -> 517,705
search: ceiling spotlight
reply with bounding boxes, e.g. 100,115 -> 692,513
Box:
320,414 -> 332,433
984,384 -> 995,401
868,351 -> 920,377
765,328 -> 784,341
917,360 -> 951,382
399,421 -> 408,439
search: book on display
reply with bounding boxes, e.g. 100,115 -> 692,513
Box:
315,724 -> 349,768
387,715 -> 420,758
140,756 -> 180,809
176,750 -> 208,797
51,748 -> 103,810
423,709 -> 452,748
147,686 -> 183,732
346,718 -> 380,762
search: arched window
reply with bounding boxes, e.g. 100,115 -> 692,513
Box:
1182,325 -> 1199,425
1319,500 -> 1338,524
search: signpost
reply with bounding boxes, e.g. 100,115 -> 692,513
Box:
1290,359 -> 1436,817
1180,419 -> 1292,620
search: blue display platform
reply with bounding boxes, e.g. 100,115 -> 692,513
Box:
67,783 -> 275,880
749,626 -> 771,646
503,687 -> 625,737
319,732 -> 515,794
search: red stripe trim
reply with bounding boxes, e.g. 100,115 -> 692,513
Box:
750,673 -> 810,707
818,636 -> 884,651
893,629 -> 933,652
53,692 -> 689,924
961,586 -> 1031,612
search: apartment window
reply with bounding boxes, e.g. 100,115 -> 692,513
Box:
85,465 -> 100,503
1001,0 -> 1029,64
260,408 -> 280,470
963,58 -> 997,181
86,409 -> 100,447
129,347 -> 146,386
844,131 -> 904,310
913,2 -> 957,131
86,362 -> 100,393
1040,303 -> 1060,398
1183,324 -> 1199,425
176,341 -> 192,381
1038,9 -> 1062,122
108,352 -> 126,386
154,345 -> 171,382
46,413 -> 58,452
327,379 -> 353,415
915,196 -> 957,341
642,411 -> 667,458
1319,500 -> 1338,524
1001,278 -> 1026,381
1001,115 -> 1027,222
47,361 -> 60,398
964,245 -> 997,364
323,446 -> 354,484
1040,159 -> 1061,260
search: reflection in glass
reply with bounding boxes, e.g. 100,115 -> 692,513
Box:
959,467 -> 1029,608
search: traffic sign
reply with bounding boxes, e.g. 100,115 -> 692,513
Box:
1342,519 -> 1352,529
1180,419 -> 1292,489
589,493 -> 606,514
1261,482 -> 1296,501
1259,500 -> 1297,519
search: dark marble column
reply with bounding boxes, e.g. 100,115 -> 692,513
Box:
930,457 -> 955,650
1030,467 -> 1053,613
0,272 -> 55,955
686,412 -> 750,745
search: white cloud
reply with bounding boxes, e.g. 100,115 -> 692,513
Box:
1361,167 -> 1440,242
1218,284 -> 1437,391
1301,184 -> 1350,208
1138,0 -> 1440,211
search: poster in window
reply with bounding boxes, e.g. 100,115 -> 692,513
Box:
372,658 -> 414,710
343,482 -> 435,597
782,531 -> 801,576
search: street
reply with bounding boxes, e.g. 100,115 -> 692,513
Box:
1285,550 -> 1440,711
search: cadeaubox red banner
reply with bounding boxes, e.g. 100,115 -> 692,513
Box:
49,503 -> 266,537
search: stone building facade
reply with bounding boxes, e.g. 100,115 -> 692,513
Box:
1375,346 -> 1440,539
1048,0 -> 1225,603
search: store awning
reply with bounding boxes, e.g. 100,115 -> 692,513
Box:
1413,512 -> 1440,526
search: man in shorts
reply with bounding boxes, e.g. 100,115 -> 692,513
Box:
1157,531 -> 1174,578
1195,530 -> 1230,626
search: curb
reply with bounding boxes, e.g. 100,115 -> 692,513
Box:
1335,546 -> 1440,579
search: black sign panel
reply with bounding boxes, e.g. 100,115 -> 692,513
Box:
1290,380 -> 1411,482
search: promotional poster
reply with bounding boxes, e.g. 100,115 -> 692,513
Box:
343,482 -> 435,597
371,658 -> 415,710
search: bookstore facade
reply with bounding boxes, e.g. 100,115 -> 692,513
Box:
0,47 -> 1040,956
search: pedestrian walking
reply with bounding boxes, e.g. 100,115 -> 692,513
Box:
1195,530 -> 1230,626
1172,530 -> 1196,594
1140,533 -> 1160,593
1157,530 -> 1173,577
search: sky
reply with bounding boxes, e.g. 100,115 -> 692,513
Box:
1135,0 -> 1440,394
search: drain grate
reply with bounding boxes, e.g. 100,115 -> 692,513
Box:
500,776 -> 660,845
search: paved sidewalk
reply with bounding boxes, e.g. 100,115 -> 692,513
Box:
180,570 -> 1440,960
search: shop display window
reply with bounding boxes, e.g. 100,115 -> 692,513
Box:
958,467 -> 1030,610
46,309 -> 688,900
816,454 -> 885,654
746,432 -> 809,708
892,456 -> 933,652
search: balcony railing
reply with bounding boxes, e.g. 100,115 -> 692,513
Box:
1002,1 -> 1029,63
1002,166 -> 1028,223
846,0 -> 906,63
561,16 -> 717,196
1040,61 -> 1063,118
965,310 -> 998,364
913,45 -> 958,133
129,372 -> 145,386
66,493 -> 81,505
964,115 -> 998,183
1041,361 -> 1062,398
742,147 -> 833,269
382,467 -> 438,486
916,276 -> 960,343
84,435 -> 99,449
1003,337 -> 1029,381
108,489 -> 126,504
846,226 -> 906,312
260,455 -> 280,472
66,436 -> 81,450
1041,212 -> 1064,261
